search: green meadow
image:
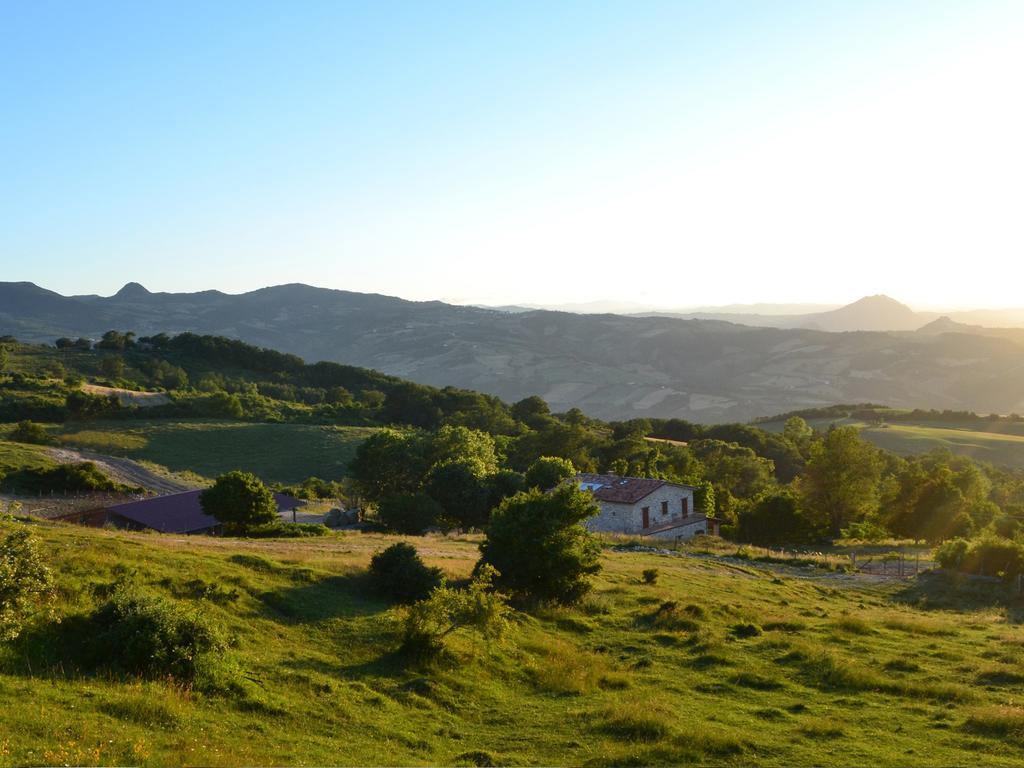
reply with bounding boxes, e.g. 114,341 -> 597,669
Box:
50,421 -> 379,484
3,519 -> 1024,766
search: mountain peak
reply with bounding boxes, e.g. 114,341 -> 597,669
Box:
847,294 -> 911,311
114,282 -> 151,299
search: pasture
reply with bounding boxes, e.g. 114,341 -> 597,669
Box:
2,519 -> 1024,766
51,421 -> 379,484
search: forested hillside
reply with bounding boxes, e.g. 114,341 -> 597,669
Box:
5,281 -> 1024,422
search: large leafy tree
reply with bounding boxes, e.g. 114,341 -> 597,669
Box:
199,471 -> 278,530
424,458 -> 492,530
524,456 -> 575,490
347,429 -> 429,503
428,426 -> 499,474
736,488 -> 816,546
479,484 -> 602,605
797,426 -> 884,537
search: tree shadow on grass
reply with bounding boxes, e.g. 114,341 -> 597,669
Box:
255,573 -> 390,624
890,570 -> 1024,623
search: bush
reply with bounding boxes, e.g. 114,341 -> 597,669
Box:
369,543 -> 444,604
642,568 -> 659,585
400,564 -> 510,661
936,535 -> 1024,581
479,484 -> 602,605
1,462 -> 127,495
0,527 -> 55,641
243,521 -> 330,538
90,585 -> 230,688
7,420 -> 51,445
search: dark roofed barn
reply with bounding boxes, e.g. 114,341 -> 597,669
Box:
56,490 -> 305,534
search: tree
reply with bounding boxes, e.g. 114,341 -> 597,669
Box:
428,425 -> 499,474
783,416 -> 814,458
96,330 -> 135,351
199,471 -> 278,531
424,459 -> 492,530
368,543 -> 443,603
99,355 -> 125,380
377,493 -> 444,535
0,346 -> 7,375
348,429 -> 429,503
0,528 -> 54,641
735,489 -> 816,545
524,456 -> 575,490
797,426 -> 884,537
54,337 -> 75,349
511,395 -> 552,428
479,484 -> 602,604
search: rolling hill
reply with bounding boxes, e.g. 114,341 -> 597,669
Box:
4,282 -> 1024,423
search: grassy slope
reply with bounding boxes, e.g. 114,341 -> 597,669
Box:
3,521 -> 1024,766
0,440 -> 55,473
49,421 -> 379,484
762,416 -> 1024,468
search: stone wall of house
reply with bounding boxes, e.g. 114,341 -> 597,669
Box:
585,484 -> 699,536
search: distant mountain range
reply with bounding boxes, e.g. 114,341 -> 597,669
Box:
632,295 -> 1024,332
4,281 -> 1024,423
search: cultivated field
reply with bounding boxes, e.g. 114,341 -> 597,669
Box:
2,520 -> 1024,766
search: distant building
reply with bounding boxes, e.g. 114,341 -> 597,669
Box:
56,489 -> 305,535
576,473 -> 718,540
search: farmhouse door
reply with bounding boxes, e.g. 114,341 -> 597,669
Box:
642,507 -> 650,529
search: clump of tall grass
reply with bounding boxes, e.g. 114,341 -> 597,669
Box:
963,706 -> 1024,739
525,636 -> 619,694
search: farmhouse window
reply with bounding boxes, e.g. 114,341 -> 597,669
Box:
681,497 -> 689,516
661,501 -> 668,515
642,507 -> 650,528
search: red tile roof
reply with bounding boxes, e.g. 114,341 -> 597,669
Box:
577,473 -> 693,505
104,490 -> 305,534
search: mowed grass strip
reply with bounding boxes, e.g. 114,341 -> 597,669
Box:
53,421 -> 379,483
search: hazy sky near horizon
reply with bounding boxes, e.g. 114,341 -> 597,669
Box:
2,1 -> 1022,310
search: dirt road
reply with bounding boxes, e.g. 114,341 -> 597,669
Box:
46,447 -> 198,494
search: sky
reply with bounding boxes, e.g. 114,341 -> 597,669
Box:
2,0 -> 1022,310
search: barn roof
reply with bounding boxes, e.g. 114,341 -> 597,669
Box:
104,490 -> 305,534
577,473 -> 694,505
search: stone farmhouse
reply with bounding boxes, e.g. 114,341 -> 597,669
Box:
577,473 -> 719,540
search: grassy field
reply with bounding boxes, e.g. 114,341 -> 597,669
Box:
0,440 -> 55,474
3,520 -> 1024,766
48,421 -> 379,484
762,416 -> 1024,468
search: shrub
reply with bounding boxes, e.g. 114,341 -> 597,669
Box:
400,564 -> 510,661
8,420 -> 51,445
243,521 -> 330,538
479,485 -> 601,605
377,492 -> 444,535
1,462 -> 126,494
90,585 -> 230,688
369,543 -> 443,604
0,527 -> 55,641
642,568 -> 659,585
936,535 -> 1024,581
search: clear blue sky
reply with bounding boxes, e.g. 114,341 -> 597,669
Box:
2,1 -> 1021,308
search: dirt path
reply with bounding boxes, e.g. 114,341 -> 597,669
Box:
46,447 -> 197,494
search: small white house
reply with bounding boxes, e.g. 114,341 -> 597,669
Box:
577,473 -> 718,541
